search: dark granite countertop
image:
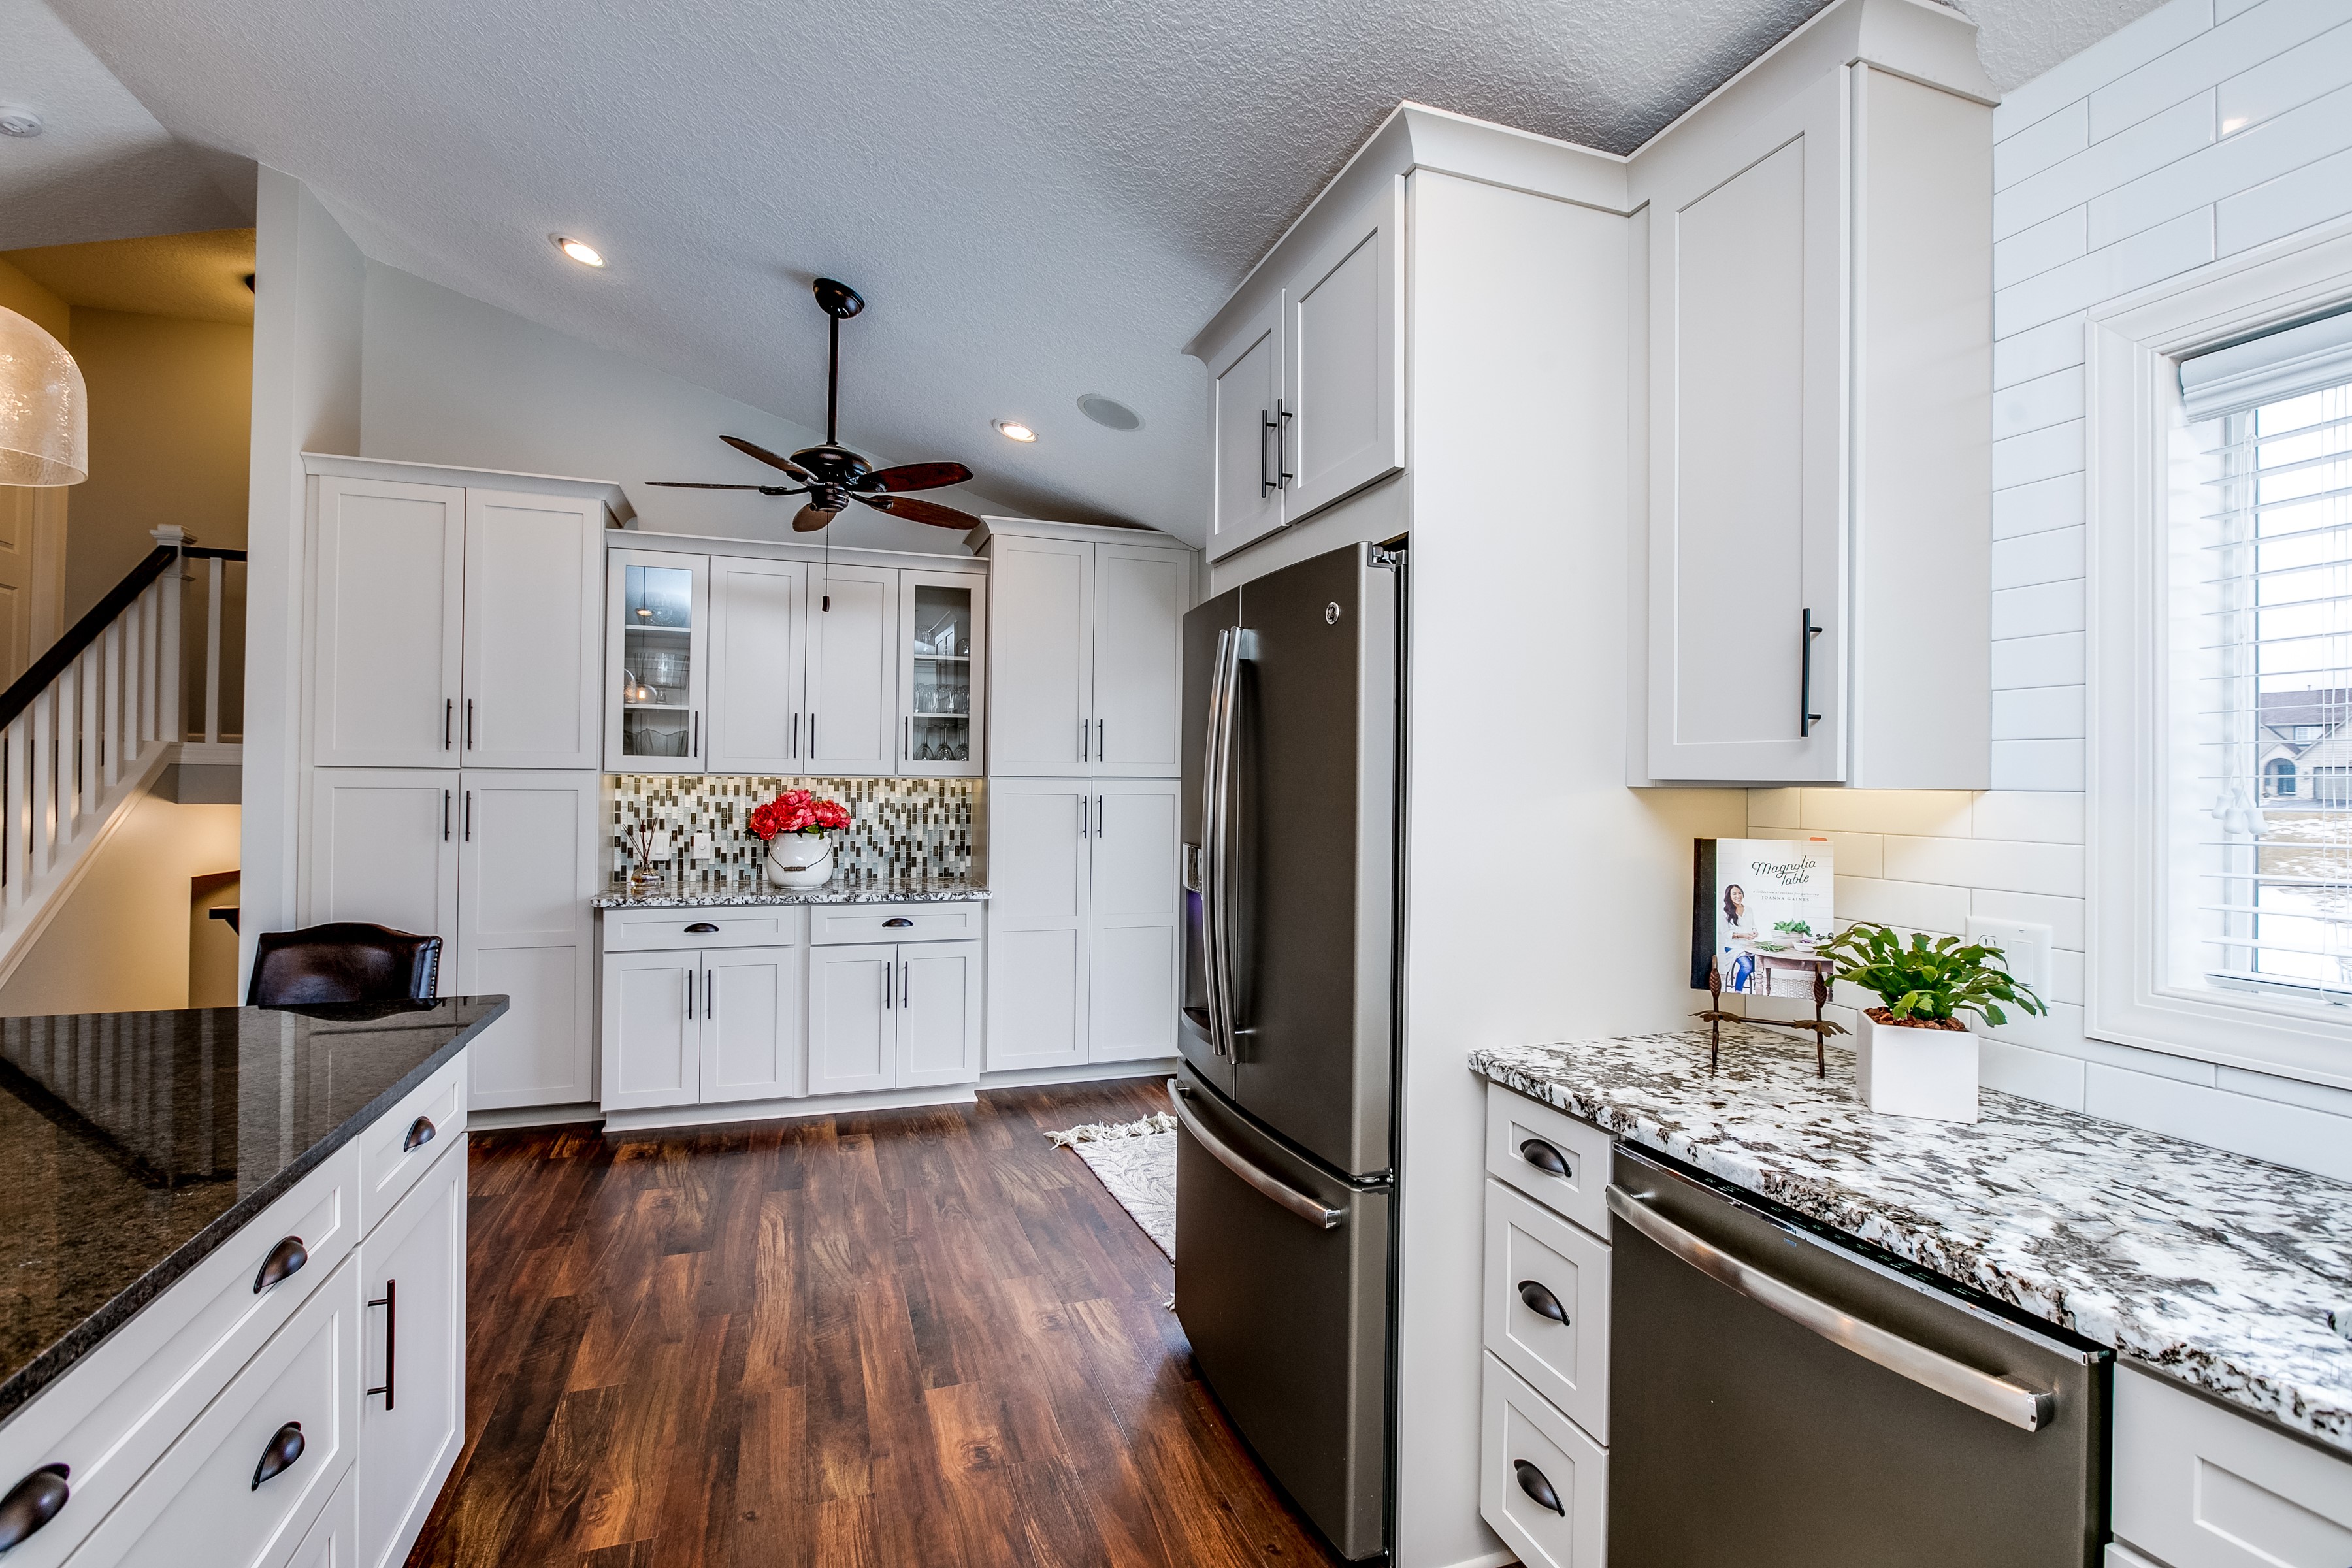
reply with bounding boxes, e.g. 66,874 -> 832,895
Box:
591,877 -> 990,909
0,996 -> 506,1425
1472,1028 -> 2352,1454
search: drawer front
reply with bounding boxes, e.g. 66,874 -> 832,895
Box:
284,1465 -> 358,1568
358,1053 -> 465,1234
1480,1352 -> 1607,1568
68,1258 -> 358,1568
1486,1084 -> 1612,1238
0,1146 -> 359,1568
1484,1179 -> 1610,1445
2106,1544 -> 2164,1568
2114,1365 -> 2352,1568
808,902 -> 982,946
600,907 -> 801,951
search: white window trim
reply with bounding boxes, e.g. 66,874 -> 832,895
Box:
2088,212 -> 2352,1092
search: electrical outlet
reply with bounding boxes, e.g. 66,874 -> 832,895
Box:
1963,917 -> 2051,1000
691,831 -> 715,859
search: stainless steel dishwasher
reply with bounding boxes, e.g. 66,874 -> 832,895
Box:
1604,1145 -> 2110,1566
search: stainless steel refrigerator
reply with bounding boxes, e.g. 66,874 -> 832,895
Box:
1172,540 -> 1402,1562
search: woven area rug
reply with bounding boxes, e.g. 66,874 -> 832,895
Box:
1047,1113 -> 1177,1262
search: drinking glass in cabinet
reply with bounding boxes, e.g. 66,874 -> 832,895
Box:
625,565 -> 692,628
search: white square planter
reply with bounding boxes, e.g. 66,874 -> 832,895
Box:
1854,1011 -> 1980,1123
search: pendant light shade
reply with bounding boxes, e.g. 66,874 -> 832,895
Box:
0,306 -> 88,487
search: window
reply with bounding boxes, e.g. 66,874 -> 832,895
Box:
2268,757 -> 2299,796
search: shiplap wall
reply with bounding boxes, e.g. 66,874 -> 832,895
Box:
1754,0 -> 2352,1183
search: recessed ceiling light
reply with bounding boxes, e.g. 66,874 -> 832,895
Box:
0,106 -> 43,139
1077,393 -> 1141,431
553,236 -> 606,268
996,420 -> 1037,442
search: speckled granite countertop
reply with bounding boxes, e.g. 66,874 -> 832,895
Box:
592,878 -> 989,909
0,997 -> 506,1424
1471,1027 -> 2352,1455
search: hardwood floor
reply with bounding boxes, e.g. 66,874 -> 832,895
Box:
408,1079 -> 1346,1568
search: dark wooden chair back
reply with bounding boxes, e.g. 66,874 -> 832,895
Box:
246,922 -> 442,1007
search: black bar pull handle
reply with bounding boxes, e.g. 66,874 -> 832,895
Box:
367,1280 -> 397,1409
252,1423 -> 305,1490
1801,608 -> 1823,737
465,697 -> 474,750
0,1464 -> 70,1548
1275,397 -> 1294,488
444,698 -> 453,751
1518,1137 -> 1570,1179
253,1235 -> 308,1294
1516,1279 -> 1571,1326
685,921 -> 719,933
1512,1459 -> 1565,1516
402,1116 -> 435,1152
442,789 -> 451,842
1260,408 -> 1277,498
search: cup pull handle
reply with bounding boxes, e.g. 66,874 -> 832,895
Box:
883,917 -> 914,928
252,1423 -> 305,1490
403,1116 -> 435,1152
0,1464 -> 71,1548
253,1236 -> 308,1294
685,921 -> 720,933
1512,1459 -> 1564,1516
1516,1279 -> 1570,1325
1519,1137 -> 1569,1178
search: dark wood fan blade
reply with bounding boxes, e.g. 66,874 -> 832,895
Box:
859,493 -> 982,531
646,481 -> 776,490
862,461 -> 973,493
722,436 -> 815,481
792,504 -> 841,532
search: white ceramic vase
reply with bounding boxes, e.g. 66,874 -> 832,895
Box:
765,833 -> 834,889
1854,1010 -> 1980,1123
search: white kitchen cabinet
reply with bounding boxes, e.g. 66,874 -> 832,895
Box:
1091,546 -> 1186,776
459,489 -> 603,769
702,945 -> 800,1103
456,772 -> 598,1109
602,949 -> 698,1111
2112,1364 -> 2352,1568
900,940 -> 983,1085
606,549 -> 708,774
807,941 -> 896,1094
310,476 -> 466,768
602,940 -> 803,1110
1209,295 -> 1287,561
897,571 -> 984,777
357,1141 -> 465,1568
706,556 -> 808,774
1086,778 -> 1182,1061
306,769 -> 461,975
806,565 -> 898,775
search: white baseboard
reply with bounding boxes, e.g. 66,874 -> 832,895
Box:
600,1083 -> 980,1134
468,1102 -> 603,1132
979,1058 -> 1179,1090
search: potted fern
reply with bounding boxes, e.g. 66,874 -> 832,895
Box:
1816,923 -> 2046,1123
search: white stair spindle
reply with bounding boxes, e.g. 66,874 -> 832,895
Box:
204,557 -> 223,745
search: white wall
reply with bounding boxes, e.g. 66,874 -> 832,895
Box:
1755,0 -> 2352,1182
359,264 -> 1024,555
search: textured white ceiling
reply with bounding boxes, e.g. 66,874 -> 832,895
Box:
35,0 -> 2159,546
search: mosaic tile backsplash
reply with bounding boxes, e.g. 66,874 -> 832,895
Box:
608,776 -> 975,886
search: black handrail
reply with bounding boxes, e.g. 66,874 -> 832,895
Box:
0,544 -> 242,735
182,547 -> 249,562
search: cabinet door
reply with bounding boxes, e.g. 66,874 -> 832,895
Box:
983,779 -> 1090,1071
1646,71 -> 1846,782
1282,176 -> 1405,522
1209,296 -> 1286,561
306,769 -> 460,977
601,949 -> 697,1109
606,550 -> 707,774
1087,779 -> 1181,1062
804,566 -> 898,776
457,772 -> 596,1109
1091,545 -> 1188,777
985,536 -> 1093,776
461,489 -> 602,769
357,1145 -> 465,1568
707,556 -> 807,774
899,940 -> 981,1087
898,571 -> 983,777
312,476 -> 465,767
701,944 -> 800,1103
806,942 -> 896,1093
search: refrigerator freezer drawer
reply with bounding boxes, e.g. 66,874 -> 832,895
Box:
1482,1352 -> 1609,1568
1484,1178 -> 1610,1445
1486,1085 -> 1612,1241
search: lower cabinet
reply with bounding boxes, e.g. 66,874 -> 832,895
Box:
2112,1364 -> 2352,1568
807,938 -> 983,1093
357,1142 -> 466,1568
602,943 -> 802,1111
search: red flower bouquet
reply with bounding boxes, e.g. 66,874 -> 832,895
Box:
748,788 -> 851,841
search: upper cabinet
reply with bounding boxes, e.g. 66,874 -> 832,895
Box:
608,549 -> 708,774
1200,180 -> 1405,562
975,520 -> 1192,778
310,463 -> 618,771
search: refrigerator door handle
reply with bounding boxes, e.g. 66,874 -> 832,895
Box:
1206,627 -> 1247,1058
1169,1081 -> 1341,1230
1605,1186 -> 2054,1432
1201,627 -> 1233,1056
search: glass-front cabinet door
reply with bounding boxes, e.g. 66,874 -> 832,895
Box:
898,571 -> 986,777
605,549 -> 708,773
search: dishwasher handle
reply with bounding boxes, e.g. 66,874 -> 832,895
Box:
1605,1184 -> 2055,1433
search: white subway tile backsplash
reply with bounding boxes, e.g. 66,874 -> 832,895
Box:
1993,364 -> 2088,440
1993,525 -> 2086,590
2217,141 -> 2352,252
1885,834 -> 2087,897
1972,790 -> 2087,845
2214,1064 -> 2352,1117
1993,578 -> 2087,639
1980,1037 -> 2089,1109
1995,208 -> 2217,336
1992,683 -> 2087,740
1996,99 -> 2092,193
1995,206 -> 2091,290
1996,0 -> 2217,135
1752,825 -> 1884,877
1797,789 -> 1974,837
1995,317 -> 2087,388
2087,0 -> 2349,142
2218,13 -> 2352,133
1990,738 -> 2088,790
1993,472 -> 2087,540
1971,889 -> 2087,951
1990,630 -> 2089,689
1997,91 -> 2215,240
2085,1064 -> 2352,1180
1832,875 -> 1972,934
2050,947 -> 2087,1006
1992,421 -> 2087,489
2088,80 -> 2352,247
1748,787 -> 1801,828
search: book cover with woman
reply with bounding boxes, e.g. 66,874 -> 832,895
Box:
1691,838 -> 1835,996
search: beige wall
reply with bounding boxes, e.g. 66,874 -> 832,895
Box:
0,255 -> 69,341
0,794 -> 240,1016
64,307 -> 251,621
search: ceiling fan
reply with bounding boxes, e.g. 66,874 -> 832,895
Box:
647,277 -> 980,533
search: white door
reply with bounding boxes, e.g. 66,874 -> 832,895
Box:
1282,176 -> 1405,522
805,565 -> 898,776
1209,295 -> 1286,560
306,769 -> 461,977
900,940 -> 981,1087
312,476 -> 466,767
707,556 -> 807,774
457,772 -> 596,1109
701,945 -> 800,1103
807,942 -> 896,1093
983,779 -> 1090,1071
606,549 -> 708,774
1646,71 -> 1846,783
357,1144 -> 465,1568
897,570 -> 985,777
461,489 -> 602,770
1087,779 -> 1181,1062
1090,544 -> 1188,777
986,536 -> 1092,776
601,949 -> 697,1109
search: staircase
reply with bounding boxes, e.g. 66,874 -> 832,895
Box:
0,528 -> 246,981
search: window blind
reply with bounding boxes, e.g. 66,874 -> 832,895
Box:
2181,306 -> 2352,422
